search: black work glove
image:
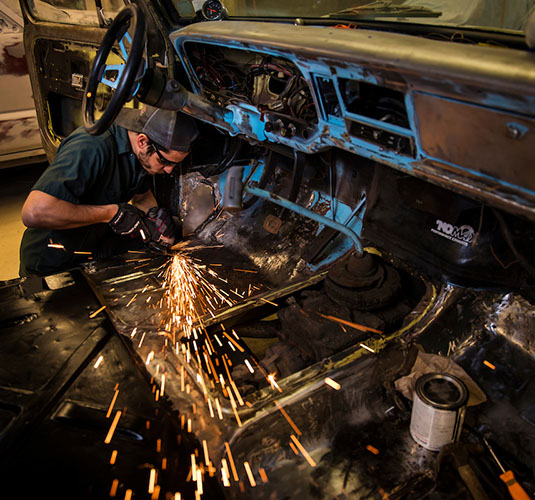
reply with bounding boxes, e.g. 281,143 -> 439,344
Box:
109,203 -> 150,241
145,207 -> 176,244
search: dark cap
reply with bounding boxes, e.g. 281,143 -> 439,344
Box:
115,105 -> 199,152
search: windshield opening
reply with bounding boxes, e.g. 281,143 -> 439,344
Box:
218,0 -> 534,34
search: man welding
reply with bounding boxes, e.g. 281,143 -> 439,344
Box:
19,105 -> 199,276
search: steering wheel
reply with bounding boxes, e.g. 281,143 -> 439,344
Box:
83,3 -> 146,135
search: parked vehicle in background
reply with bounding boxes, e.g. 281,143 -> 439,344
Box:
0,0 -> 44,167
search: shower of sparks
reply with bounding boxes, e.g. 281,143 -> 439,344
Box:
324,377 -> 341,390
106,249 -> 324,497
290,434 -> 317,467
260,297 -> 278,306
267,373 -> 282,392
106,389 -> 119,418
48,242 -> 66,250
244,461 -> 256,487
360,343 -> 375,353
274,400 -> 302,436
317,312 -> 383,334
483,360 -> 496,370
93,355 -> 104,368
109,479 -> 119,497
221,459 -> 231,487
244,359 -> 254,373
225,442 -> 239,481
89,305 -> 106,319
366,444 -> 380,455
259,468 -> 269,483
148,468 -> 157,494
104,410 -> 122,444
162,253 -> 236,339
138,332 -> 146,348
126,294 -> 138,307
202,440 -> 210,466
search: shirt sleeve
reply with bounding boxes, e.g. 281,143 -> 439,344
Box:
32,130 -> 110,204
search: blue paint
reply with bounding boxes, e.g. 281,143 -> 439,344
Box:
101,64 -> 123,89
227,103 -> 267,141
216,155 -> 366,269
308,205 -> 365,271
218,160 -> 264,205
323,119 -> 417,168
419,151 -> 535,196
307,194 -> 366,269
506,121 -> 529,138
172,34 -> 535,208
479,93 -> 535,113
101,32 -> 142,96
119,32 -> 131,61
313,75 -> 333,121
416,89 -> 535,117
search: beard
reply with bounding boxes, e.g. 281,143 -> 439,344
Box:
137,150 -> 158,175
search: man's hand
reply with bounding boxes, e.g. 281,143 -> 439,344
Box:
109,203 -> 150,241
145,207 -> 176,245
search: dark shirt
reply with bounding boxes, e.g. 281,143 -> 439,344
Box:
19,124 -> 150,276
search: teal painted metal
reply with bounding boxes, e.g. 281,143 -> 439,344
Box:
244,184 -> 364,255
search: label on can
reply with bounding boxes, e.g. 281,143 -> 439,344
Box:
409,372 -> 468,451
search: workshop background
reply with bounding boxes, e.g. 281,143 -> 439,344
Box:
0,163 -> 45,280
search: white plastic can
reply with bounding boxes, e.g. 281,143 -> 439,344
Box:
409,372 -> 468,451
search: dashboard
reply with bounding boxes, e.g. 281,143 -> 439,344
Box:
170,21 -> 535,220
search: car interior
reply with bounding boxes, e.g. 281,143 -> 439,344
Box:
0,1 -> 534,498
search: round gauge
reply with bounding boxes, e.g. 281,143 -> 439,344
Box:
201,0 -> 225,21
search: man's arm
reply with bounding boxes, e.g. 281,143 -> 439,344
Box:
21,190 -> 118,229
131,189 -> 158,213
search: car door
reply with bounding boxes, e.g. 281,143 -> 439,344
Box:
19,0 -> 180,161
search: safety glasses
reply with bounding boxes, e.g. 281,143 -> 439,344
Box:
150,140 -> 183,168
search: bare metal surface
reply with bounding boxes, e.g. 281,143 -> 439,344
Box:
415,93 -> 535,191
171,21 -> 535,98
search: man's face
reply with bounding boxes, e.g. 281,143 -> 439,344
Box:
137,141 -> 189,175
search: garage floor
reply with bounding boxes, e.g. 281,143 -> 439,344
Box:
0,162 -> 47,281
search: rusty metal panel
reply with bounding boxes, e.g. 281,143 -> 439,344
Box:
0,2 -> 45,166
171,21 -> 535,101
415,92 -> 535,192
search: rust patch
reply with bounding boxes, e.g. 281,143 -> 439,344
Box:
0,39 -> 28,76
0,121 -> 15,141
21,119 -> 39,137
314,199 -> 331,217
